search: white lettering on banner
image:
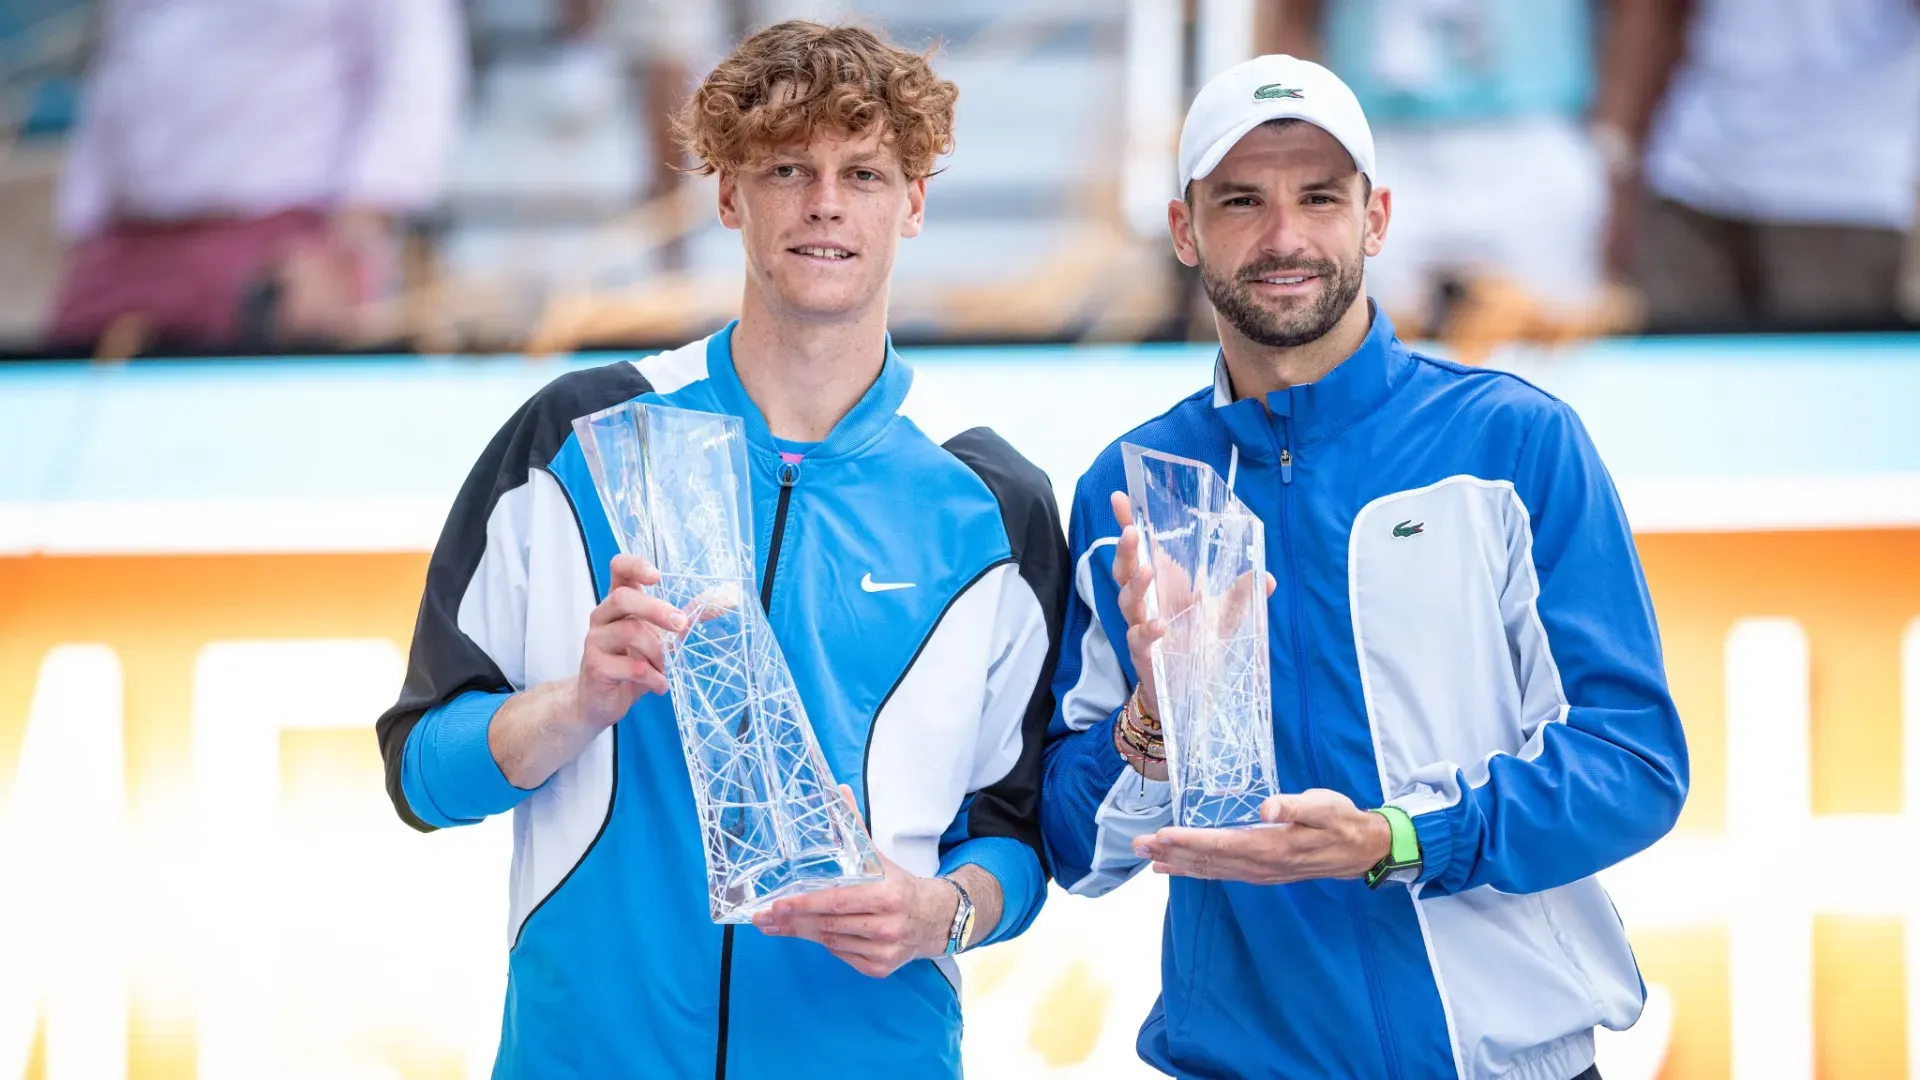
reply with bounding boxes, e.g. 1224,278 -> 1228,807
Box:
191,642 -> 398,1080
0,646 -> 128,1080
1905,619 -> 1920,1080
190,640 -> 509,1080
1599,616 -> 1920,1080
1726,620 -> 1813,1080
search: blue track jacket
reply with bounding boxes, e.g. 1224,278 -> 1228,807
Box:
1042,308 -> 1688,1080
376,326 -> 1067,1078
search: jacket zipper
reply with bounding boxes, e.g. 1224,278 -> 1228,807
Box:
761,460 -> 799,610
1272,431 -> 1402,1080
715,458 -> 800,1080
1267,438 -> 1315,788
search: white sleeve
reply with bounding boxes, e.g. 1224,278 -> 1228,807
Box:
341,0 -> 466,211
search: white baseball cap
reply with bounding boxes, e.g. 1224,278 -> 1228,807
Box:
1177,54 -> 1376,196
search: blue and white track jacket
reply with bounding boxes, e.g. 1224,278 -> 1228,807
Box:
376,325 -> 1066,1078
1042,308 -> 1688,1080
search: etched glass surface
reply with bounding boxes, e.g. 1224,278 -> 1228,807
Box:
573,402 -> 883,922
1122,443 -> 1281,828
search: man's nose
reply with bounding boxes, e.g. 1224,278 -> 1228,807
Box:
1256,204 -> 1313,257
806,176 -> 846,224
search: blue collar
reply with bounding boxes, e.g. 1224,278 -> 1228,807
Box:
1213,303 -> 1416,454
703,320 -> 913,462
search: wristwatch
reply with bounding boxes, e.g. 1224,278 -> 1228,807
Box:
1364,806 -> 1422,889
942,876 -> 976,956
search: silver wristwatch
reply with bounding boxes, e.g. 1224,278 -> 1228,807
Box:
942,876 -> 976,956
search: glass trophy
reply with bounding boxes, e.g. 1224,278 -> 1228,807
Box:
573,401 -> 883,922
1122,443 -> 1281,829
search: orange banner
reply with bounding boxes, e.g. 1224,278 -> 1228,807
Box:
3,528 -> 1918,1078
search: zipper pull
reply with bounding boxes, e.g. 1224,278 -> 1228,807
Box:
778,459 -> 800,487
1280,448 -> 1293,485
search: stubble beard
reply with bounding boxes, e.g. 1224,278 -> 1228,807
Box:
1200,248 -> 1365,349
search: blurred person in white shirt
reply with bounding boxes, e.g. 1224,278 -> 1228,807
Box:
1599,0 -> 1920,329
49,0 -> 464,351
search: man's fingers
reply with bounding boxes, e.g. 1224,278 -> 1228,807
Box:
1136,826 -> 1229,857
1259,795 -> 1295,825
1110,489 -> 1148,605
590,658 -> 666,697
1113,525 -> 1142,593
1134,826 -> 1263,876
582,628 -> 667,691
760,920 -> 895,966
829,945 -> 906,979
1139,837 -> 1253,881
592,585 -> 689,635
588,619 -> 667,672
608,553 -> 661,589
1153,550 -> 1199,614
585,649 -> 667,694
772,912 -> 902,943
1117,556 -> 1154,628
1259,792 -> 1338,826
764,883 -> 888,920
1125,619 -> 1166,656
1136,819 -> 1328,884
1144,846 -> 1221,879
1263,788 -> 1350,827
821,934 -> 892,960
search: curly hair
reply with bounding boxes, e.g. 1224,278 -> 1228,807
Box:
674,21 -> 958,180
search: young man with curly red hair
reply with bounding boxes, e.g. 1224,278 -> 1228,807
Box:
375,22 -> 1066,1078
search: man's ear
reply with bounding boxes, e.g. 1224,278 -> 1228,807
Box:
717,171 -> 743,231
901,175 -> 927,240
1362,184 -> 1391,258
1168,196 -> 1200,268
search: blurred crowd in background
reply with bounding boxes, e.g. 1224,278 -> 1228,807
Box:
2,0 -> 1918,360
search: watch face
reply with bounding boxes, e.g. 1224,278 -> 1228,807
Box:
959,907 -> 976,947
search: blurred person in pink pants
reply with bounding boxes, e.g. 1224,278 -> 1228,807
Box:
48,0 -> 464,351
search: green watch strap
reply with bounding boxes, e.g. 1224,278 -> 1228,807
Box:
1364,806 -> 1421,889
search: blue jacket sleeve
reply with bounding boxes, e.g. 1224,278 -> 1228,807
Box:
401,690 -> 530,827
1398,401 -> 1690,896
1040,466 -> 1172,897
938,834 -> 1043,947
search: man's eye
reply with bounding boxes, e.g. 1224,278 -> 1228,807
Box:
773,164 -> 801,178
853,169 -> 880,182
1305,194 -> 1337,206
1225,196 -> 1257,208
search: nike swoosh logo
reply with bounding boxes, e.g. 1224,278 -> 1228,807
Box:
860,573 -> 915,593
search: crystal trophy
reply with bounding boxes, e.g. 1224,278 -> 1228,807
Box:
573,401 -> 883,922
1122,443 -> 1281,828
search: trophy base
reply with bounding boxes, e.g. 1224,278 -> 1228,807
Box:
1174,789 -> 1272,830
711,847 -> 886,924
